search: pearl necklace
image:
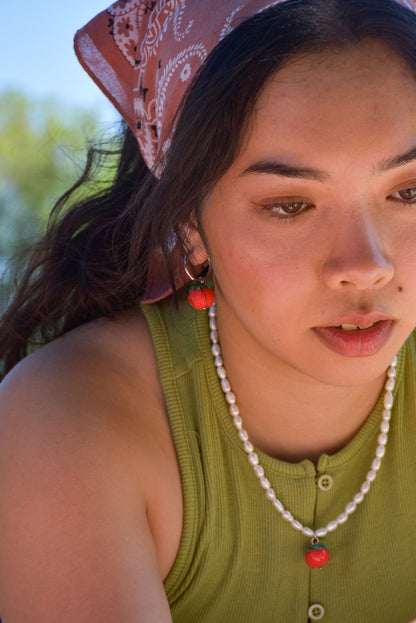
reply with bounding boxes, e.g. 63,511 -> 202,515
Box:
208,303 -> 397,568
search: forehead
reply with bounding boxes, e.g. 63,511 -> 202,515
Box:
262,40 -> 413,102
241,40 -> 416,166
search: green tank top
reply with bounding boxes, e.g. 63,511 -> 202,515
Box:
141,298 -> 416,623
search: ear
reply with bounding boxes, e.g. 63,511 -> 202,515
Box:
183,217 -> 209,265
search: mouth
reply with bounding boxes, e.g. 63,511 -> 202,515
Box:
314,319 -> 394,357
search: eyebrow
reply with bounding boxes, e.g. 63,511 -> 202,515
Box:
240,161 -> 328,182
378,146 -> 416,171
240,145 -> 416,181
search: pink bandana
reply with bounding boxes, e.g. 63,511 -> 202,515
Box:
75,0 -> 298,173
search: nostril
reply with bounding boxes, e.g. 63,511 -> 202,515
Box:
322,257 -> 394,291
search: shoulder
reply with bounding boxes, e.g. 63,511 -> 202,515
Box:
0,308 -> 169,500
0,310 -> 183,588
0,310 -> 175,617
0,308 -> 179,496
0,308 -> 160,425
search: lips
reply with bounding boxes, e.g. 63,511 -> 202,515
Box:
314,315 -> 394,357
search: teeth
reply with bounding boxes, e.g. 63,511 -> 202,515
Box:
340,322 -> 377,331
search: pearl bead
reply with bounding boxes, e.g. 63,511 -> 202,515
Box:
366,469 -> 377,482
238,429 -> 249,442
221,378 -> 231,392
345,502 -> 357,514
354,492 -> 365,504
291,520 -> 303,531
337,512 -> 348,524
387,366 -> 396,378
253,465 -> 264,478
225,391 -> 236,405
210,330 -> 218,343
266,488 -> 276,501
229,404 -> 239,417
282,510 -> 293,522
315,527 -> 328,538
248,452 -> 259,466
327,521 -> 338,532
260,477 -> 271,490
217,366 -> 226,379
376,445 -> 386,459
209,317 -> 217,330
384,391 -> 393,409
302,527 -> 315,538
382,409 -> 391,421
380,421 -> 389,434
361,481 -> 371,495
211,343 -> 221,357
244,441 -> 254,453
208,306 -> 216,317
273,499 -> 284,513
371,458 -> 381,471
378,433 -> 388,446
385,377 -> 395,392
233,415 -> 243,429
214,355 -> 223,366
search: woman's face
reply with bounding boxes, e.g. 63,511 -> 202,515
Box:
194,39 -> 416,387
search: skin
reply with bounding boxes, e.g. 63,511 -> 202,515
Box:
1,39 -> 416,620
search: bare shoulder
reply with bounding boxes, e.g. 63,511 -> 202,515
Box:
1,307 -> 160,397
0,310 -> 167,477
0,311 -> 181,621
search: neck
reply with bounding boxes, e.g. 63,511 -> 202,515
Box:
226,363 -> 384,464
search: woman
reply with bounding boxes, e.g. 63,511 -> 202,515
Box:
0,0 -> 416,620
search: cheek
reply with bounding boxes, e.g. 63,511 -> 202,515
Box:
393,233 -> 416,288
210,225 -> 314,305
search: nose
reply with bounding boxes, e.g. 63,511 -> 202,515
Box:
322,211 -> 394,291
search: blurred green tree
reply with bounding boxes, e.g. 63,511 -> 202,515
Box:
0,90 -> 117,308
0,90 -> 100,260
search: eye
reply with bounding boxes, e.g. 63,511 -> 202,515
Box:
258,199 -> 313,219
389,186 -> 416,203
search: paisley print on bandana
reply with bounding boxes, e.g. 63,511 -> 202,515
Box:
75,0 -> 290,172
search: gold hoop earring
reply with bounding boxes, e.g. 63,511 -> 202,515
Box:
183,252 -> 215,310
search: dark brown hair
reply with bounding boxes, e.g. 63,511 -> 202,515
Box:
1,0 -> 416,377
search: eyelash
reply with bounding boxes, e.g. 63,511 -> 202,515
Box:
389,187 -> 416,203
258,200 -> 314,221
258,185 -> 416,221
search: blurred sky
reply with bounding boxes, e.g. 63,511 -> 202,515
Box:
0,0 -> 117,122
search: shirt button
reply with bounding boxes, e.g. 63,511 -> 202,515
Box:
308,603 -> 326,620
317,474 -> 333,491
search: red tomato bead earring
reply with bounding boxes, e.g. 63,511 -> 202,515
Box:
184,252 -> 215,310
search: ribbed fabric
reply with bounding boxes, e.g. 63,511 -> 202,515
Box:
141,298 -> 416,623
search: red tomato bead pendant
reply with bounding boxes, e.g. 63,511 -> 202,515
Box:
188,284 -> 216,310
305,542 -> 330,569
